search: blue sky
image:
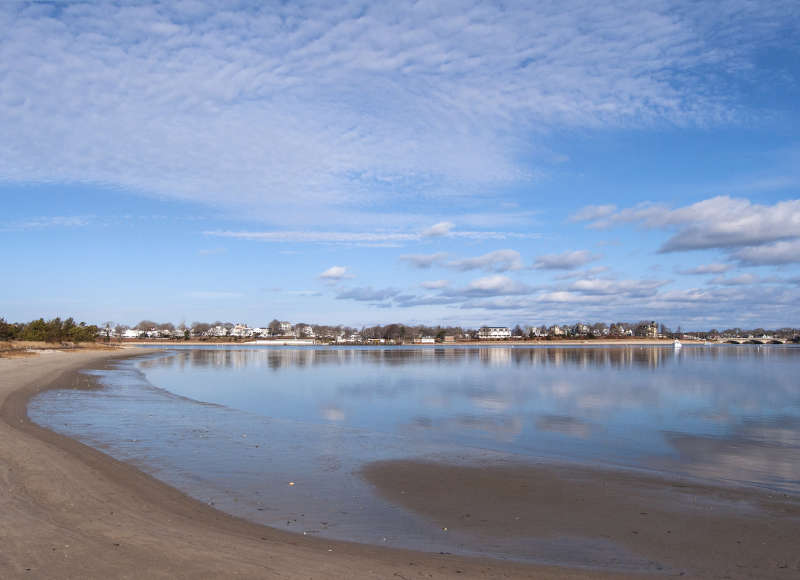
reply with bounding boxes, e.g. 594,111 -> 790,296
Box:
2,1 -> 799,330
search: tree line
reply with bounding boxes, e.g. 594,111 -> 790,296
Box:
0,317 -> 99,343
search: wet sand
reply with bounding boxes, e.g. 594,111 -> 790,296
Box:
362,460 -> 800,579
2,349 -> 798,578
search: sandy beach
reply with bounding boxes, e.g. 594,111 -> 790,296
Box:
2,349 -> 799,579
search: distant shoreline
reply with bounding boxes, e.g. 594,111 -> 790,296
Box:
119,337 -> 690,346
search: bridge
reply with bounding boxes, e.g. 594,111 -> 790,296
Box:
717,337 -> 791,345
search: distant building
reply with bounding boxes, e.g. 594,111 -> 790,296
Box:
527,326 -> 546,337
230,324 -> 253,338
636,321 -> 659,338
122,328 -> 142,339
297,325 -> 315,338
207,325 -> 228,337
478,326 -> 511,340
574,323 -> 590,335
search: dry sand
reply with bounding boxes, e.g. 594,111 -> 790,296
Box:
1,349 -> 797,579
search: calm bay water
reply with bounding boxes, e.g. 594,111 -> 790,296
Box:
29,344 -> 800,564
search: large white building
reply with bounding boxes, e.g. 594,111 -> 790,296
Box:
230,324 -> 254,338
478,326 -> 511,339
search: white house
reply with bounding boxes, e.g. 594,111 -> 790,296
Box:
207,325 -> 228,337
478,326 -> 511,339
122,328 -> 143,339
276,321 -> 294,336
574,323 -> 590,335
297,325 -> 315,338
230,324 -> 254,338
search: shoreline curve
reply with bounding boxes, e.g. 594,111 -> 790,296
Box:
1,348 -> 638,579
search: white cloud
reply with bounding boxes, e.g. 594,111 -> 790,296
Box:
336,286 -> 400,302
709,274 -> 759,286
568,278 -> 668,297
451,275 -> 531,297
422,221 -> 454,237
206,228 -> 538,245
420,279 -> 449,289
446,249 -> 523,272
399,253 -> 448,269
533,250 -> 598,270
678,263 -> 731,275
733,240 -> 800,266
579,196 -> 800,253
208,230 -> 418,244
554,266 -> 610,280
394,294 -> 462,307
0,215 -> 92,231
569,205 -> 616,222
658,198 -> 800,252
534,291 -> 602,304
319,266 -> 353,280
1,3 -> 792,221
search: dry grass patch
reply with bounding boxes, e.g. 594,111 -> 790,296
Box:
0,341 -> 121,358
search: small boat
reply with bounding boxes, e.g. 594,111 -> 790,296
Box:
673,339 -> 682,348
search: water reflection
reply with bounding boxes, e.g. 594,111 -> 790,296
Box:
137,344 -> 800,374
128,345 -> 800,492
660,416 -> 800,490
32,345 -> 800,498
137,344 -> 752,372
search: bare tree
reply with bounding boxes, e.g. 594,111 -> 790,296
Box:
191,322 -> 211,336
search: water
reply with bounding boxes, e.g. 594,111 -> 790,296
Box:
29,344 -> 800,564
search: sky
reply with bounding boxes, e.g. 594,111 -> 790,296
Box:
2,0 -> 799,330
